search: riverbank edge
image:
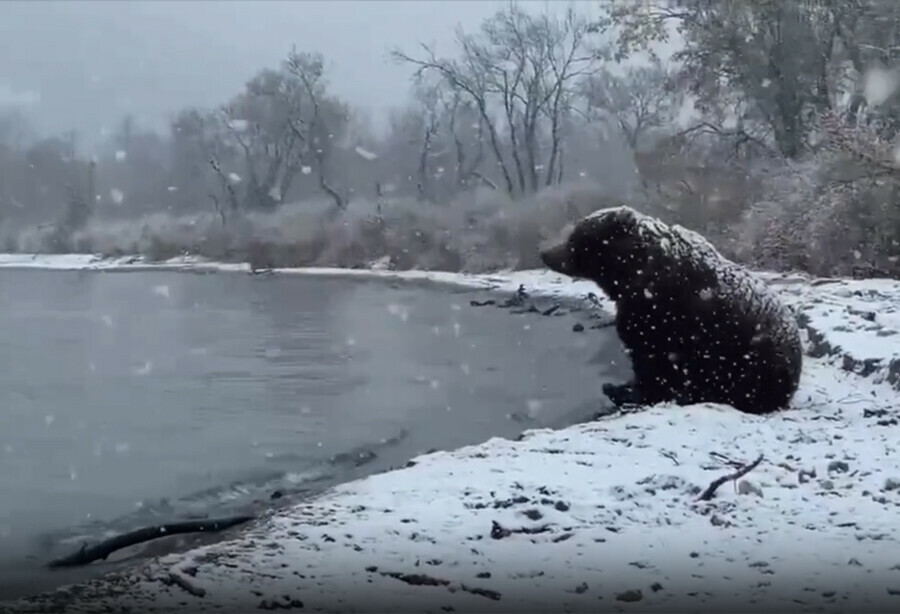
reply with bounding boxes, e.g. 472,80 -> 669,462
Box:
3,253 -> 899,613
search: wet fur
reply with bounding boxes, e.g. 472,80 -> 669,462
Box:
540,206 -> 803,415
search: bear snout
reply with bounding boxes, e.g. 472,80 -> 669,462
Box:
540,242 -> 573,275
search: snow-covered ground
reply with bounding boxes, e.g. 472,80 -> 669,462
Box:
2,254 -> 900,612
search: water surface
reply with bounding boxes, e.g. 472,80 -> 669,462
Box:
0,269 -> 630,599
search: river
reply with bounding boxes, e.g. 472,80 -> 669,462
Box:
0,269 -> 630,599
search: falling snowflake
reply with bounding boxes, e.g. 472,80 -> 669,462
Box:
386,303 -> 410,322
228,172 -> 242,184
864,67 -> 899,107
133,361 -> 153,376
355,146 -> 378,161
115,150 -> 127,162
110,188 -> 124,204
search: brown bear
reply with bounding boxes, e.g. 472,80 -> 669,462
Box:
540,205 -> 803,415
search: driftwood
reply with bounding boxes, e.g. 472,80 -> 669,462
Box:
697,454 -> 764,501
47,515 -> 255,569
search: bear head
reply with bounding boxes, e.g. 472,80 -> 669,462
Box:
539,206 -> 660,300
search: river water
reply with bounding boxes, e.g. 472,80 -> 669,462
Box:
0,269 -> 630,599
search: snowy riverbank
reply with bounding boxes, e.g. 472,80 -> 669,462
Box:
2,254 -> 900,612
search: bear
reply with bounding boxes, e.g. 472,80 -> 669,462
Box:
539,205 -> 803,415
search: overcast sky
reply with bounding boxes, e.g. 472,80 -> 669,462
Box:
0,0 -> 600,148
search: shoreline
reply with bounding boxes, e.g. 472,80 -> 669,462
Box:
2,254 -> 900,612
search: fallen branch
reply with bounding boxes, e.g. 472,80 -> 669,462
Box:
708,451 -> 744,469
697,454 -> 764,501
47,515 -> 255,569
659,449 -> 680,466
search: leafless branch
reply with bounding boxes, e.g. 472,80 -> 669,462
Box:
697,454 -> 765,501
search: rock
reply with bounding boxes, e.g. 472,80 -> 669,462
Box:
828,460 -> 850,474
818,479 -> 835,491
521,509 -> 543,521
615,589 -> 643,603
572,322 -> 585,332
799,468 -> 817,483
490,521 -> 511,540
738,479 -> 763,497
884,478 -> 900,492
574,582 -> 589,594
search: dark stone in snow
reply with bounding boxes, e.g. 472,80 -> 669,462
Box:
828,460 -> 850,474
615,589 -> 643,602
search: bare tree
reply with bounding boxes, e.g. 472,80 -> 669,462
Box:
392,5 -> 600,197
584,58 -> 683,150
285,49 -> 347,211
216,67 -> 306,211
442,86 -> 491,191
409,77 -> 442,202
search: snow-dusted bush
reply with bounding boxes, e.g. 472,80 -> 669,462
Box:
729,112 -> 900,278
8,181 -> 624,273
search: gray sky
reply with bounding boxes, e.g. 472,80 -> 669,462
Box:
0,0 -> 599,148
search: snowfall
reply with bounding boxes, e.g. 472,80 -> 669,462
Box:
1,253 -> 900,613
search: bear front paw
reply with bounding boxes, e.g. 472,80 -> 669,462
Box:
602,382 -> 642,408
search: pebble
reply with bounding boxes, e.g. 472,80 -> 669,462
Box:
884,478 -> 900,492
828,460 -> 850,474
615,589 -> 643,602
